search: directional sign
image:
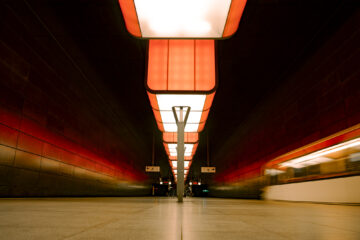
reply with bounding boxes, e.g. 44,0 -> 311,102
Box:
146,166 -> 160,172
201,167 -> 216,173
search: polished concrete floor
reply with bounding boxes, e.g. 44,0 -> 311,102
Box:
0,197 -> 359,240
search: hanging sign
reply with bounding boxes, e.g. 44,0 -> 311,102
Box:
201,167 -> 216,173
146,166 -> 160,172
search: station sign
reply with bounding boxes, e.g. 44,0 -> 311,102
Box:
201,167 -> 216,173
146,166 -> 160,172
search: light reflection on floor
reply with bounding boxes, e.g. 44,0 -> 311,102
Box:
0,197 -> 359,240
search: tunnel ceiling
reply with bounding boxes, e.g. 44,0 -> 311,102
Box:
2,0 -> 356,180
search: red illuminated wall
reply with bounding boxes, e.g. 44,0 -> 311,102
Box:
214,13 -> 360,184
0,105 -> 148,196
0,4 -> 149,196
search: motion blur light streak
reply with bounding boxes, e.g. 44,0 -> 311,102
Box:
279,137 -> 360,168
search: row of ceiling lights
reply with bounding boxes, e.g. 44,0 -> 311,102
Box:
118,0 -> 248,182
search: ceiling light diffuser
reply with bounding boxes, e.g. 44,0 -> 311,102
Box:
147,40 -> 216,133
163,132 -> 199,143
164,143 -> 198,158
118,0 -> 247,38
172,161 -> 191,169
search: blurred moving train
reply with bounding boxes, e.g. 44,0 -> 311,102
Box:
263,125 -> 360,203
209,125 -> 360,204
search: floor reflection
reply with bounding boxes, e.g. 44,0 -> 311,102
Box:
0,197 -> 359,240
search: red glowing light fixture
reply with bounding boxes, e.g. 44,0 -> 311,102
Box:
147,39 -> 216,133
163,143 -> 198,157
163,132 -> 199,143
169,155 -> 193,161
118,0 -> 247,187
118,0 -> 247,38
163,132 -> 198,171
171,160 -> 191,169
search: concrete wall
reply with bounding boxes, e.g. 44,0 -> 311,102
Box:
264,176 -> 360,203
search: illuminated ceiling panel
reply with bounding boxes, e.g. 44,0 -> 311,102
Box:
163,132 -> 199,143
169,155 -> 193,161
134,0 -> 231,38
171,161 -> 191,169
118,0 -> 247,38
117,0 -> 248,184
164,143 -> 198,158
157,95 -> 205,132
147,40 -> 216,133
143,38 -> 219,182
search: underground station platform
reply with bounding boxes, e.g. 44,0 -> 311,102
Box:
0,0 -> 360,239
0,197 -> 359,240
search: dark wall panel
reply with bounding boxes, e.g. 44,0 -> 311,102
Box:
0,1 -> 150,197
0,107 -> 151,197
212,12 -> 360,187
